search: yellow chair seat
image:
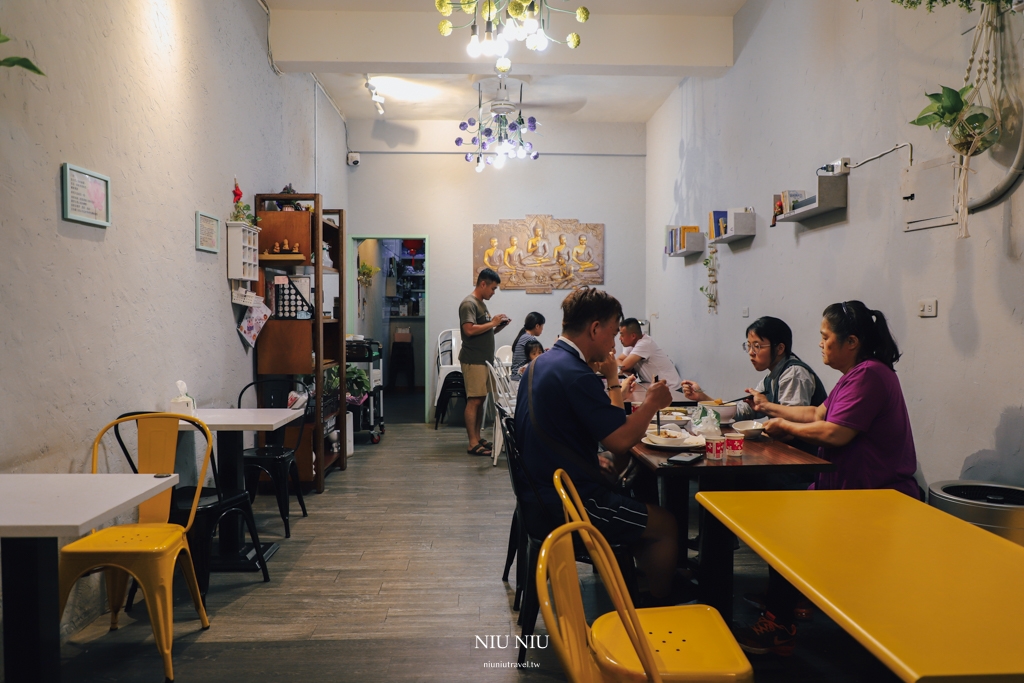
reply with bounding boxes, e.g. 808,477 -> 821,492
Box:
591,605 -> 753,682
63,523 -> 187,555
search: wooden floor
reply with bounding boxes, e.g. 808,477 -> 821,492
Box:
59,423 -> 900,682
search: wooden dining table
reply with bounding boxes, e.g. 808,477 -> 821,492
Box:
630,436 -> 834,620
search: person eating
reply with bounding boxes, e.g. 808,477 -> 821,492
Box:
734,301 -> 919,656
681,316 -> 827,452
509,312 -> 545,382
617,318 -> 686,401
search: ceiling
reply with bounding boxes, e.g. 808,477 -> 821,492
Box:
266,1 -> 747,122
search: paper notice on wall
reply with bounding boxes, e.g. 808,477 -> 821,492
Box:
238,300 -> 272,348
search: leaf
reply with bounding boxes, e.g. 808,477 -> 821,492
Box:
959,84 -> 974,98
0,56 -> 44,75
915,102 -> 941,118
910,113 -> 942,127
0,32 -> 10,44
964,112 -> 989,127
925,92 -> 943,104
940,85 -> 963,114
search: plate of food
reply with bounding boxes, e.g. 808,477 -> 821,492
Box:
642,430 -> 706,450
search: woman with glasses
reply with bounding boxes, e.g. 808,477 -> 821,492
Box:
681,316 -> 827,434
734,301 -> 919,657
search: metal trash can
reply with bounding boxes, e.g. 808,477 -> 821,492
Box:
929,480 -> 1024,547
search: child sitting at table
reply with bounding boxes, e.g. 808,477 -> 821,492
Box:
517,339 -> 544,374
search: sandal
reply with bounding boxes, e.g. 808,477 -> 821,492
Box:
479,439 -> 493,449
467,443 -> 493,456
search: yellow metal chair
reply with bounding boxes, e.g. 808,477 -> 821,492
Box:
59,413 -> 213,683
537,517 -> 752,683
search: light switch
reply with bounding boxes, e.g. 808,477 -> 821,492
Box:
741,307 -> 750,318
918,298 -> 937,317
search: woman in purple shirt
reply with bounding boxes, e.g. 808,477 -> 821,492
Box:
736,300 -> 919,656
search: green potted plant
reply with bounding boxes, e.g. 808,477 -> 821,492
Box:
910,84 -> 999,156
345,364 -> 371,398
356,262 -> 381,288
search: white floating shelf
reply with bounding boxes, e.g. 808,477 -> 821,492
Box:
666,229 -> 706,257
777,175 -> 848,223
710,208 -> 756,244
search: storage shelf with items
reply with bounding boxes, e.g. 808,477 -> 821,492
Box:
708,208 -> 756,243
665,225 -> 706,257
227,222 -> 261,281
384,241 -> 426,319
253,193 -> 346,492
777,175 -> 847,223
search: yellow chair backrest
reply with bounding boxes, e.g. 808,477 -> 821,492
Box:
553,468 -> 591,524
536,521 -> 605,683
540,518 -> 667,683
92,413 -> 212,530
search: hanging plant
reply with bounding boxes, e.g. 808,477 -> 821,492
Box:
356,262 -> 381,288
699,246 -> 719,314
889,0 -> 1008,11
910,84 -> 999,156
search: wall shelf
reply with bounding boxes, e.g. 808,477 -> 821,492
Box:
259,253 -> 306,264
665,228 -> 706,257
709,209 -> 756,243
777,175 -> 848,223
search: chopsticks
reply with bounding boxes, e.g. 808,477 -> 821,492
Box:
654,375 -> 661,434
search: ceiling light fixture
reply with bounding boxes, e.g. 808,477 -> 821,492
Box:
364,78 -> 385,116
436,0 -> 588,72
456,78 -> 539,172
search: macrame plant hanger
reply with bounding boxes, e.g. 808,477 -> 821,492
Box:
953,3 -> 1003,239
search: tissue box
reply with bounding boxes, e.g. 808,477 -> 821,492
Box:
170,396 -> 195,417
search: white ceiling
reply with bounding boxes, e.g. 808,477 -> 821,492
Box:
268,1 -> 747,122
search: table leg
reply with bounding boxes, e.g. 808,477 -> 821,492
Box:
657,474 -> 690,568
2,537 -> 61,683
212,430 -> 278,572
696,475 -> 737,623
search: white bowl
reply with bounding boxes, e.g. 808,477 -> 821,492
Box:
732,420 -> 765,438
646,424 -> 689,446
698,401 -> 738,423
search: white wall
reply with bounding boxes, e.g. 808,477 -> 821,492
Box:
347,120 -> 647,418
646,0 -> 1024,487
0,0 -> 347,637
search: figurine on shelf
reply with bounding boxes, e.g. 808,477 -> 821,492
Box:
292,242 -> 301,253
273,242 -> 281,253
262,248 -> 270,255
771,198 -> 784,227
282,238 -> 290,252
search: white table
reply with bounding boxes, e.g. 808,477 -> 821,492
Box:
0,473 -> 179,683
180,409 -> 303,571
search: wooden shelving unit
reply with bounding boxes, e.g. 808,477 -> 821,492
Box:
253,194 -> 346,493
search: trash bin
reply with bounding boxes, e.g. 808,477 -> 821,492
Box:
929,480 -> 1024,547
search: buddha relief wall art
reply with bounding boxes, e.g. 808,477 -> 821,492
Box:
473,214 -> 604,294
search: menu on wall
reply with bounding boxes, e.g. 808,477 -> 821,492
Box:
61,163 -> 110,227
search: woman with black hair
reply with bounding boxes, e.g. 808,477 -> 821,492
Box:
736,301 -> 919,657
681,316 -> 827,428
509,312 -> 545,381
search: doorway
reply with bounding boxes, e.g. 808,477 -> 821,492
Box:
347,236 -> 429,424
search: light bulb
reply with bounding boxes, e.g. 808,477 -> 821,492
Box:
466,25 -> 481,57
481,32 -> 496,57
516,25 -> 528,41
494,154 -> 506,169
535,28 -> 548,51
495,35 -> 509,56
476,161 -> 485,173
495,56 -> 512,73
507,148 -> 516,159
525,33 -> 538,50
523,15 -> 539,33
517,147 -> 526,159
502,18 -> 517,39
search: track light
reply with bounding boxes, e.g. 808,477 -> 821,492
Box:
365,78 -> 385,116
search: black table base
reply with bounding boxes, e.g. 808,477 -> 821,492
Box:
2,537 -> 61,683
209,541 -> 279,572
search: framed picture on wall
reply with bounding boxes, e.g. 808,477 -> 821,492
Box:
61,163 -> 111,228
195,211 -> 220,253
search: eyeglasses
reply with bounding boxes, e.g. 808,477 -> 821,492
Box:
742,341 -> 772,352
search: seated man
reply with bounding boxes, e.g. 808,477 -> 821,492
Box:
514,287 -> 679,603
616,318 -> 685,401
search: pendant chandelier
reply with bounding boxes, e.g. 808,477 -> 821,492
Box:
457,79 -> 540,172
435,1 -> 589,73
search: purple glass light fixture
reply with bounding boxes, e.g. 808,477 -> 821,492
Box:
458,78 -> 540,172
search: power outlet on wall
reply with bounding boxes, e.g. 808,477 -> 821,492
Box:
918,298 -> 937,318
742,307 -> 750,318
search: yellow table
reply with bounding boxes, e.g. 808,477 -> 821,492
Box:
696,489 -> 1024,682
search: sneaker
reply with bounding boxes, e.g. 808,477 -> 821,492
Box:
734,612 -> 797,656
742,593 -> 814,621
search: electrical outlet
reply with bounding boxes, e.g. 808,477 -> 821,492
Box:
917,298 -> 937,318
820,157 -> 851,176
741,307 -> 750,318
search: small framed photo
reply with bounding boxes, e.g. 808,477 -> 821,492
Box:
195,211 -> 220,253
61,163 -> 110,227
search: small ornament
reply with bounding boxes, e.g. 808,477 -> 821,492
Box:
273,242 -> 281,253
292,242 -> 301,254
282,238 -> 290,251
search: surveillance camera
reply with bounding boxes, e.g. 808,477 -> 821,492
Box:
347,152 -> 361,167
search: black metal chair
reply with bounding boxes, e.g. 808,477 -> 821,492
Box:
434,371 -> 466,429
115,411 -> 270,611
237,380 -> 311,538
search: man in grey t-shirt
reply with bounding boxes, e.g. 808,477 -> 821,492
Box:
459,268 -> 510,456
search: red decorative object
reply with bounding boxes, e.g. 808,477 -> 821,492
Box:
233,182 -> 243,204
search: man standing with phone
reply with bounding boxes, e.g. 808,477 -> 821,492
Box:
460,268 -> 510,456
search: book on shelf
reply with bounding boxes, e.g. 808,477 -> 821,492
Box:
708,211 -> 728,240
665,225 -> 700,253
780,190 -> 806,213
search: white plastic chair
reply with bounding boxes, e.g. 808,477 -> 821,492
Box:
495,344 -> 513,365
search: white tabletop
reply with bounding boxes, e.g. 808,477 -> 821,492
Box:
0,474 -> 179,538
179,408 -> 303,432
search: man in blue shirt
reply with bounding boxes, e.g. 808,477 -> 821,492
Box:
514,287 -> 678,602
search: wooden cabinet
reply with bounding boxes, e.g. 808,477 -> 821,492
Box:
253,194 -> 346,493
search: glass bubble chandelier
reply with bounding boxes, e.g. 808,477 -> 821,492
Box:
435,1 -> 589,72
456,79 -> 540,172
